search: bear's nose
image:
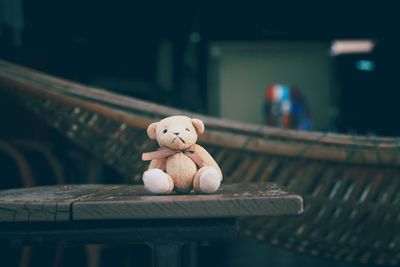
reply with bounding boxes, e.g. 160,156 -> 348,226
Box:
174,132 -> 180,135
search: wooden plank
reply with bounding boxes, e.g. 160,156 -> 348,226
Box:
72,183 -> 303,220
0,219 -> 237,245
0,185 -> 105,222
0,183 -> 302,222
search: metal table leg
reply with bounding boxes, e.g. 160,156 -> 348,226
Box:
152,242 -> 183,267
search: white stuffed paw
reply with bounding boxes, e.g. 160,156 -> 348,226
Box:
199,168 -> 221,193
142,169 -> 173,193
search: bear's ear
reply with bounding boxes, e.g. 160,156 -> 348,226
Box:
147,122 -> 158,140
191,118 -> 205,135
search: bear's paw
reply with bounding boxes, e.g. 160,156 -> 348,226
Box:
199,168 -> 221,193
142,169 -> 173,193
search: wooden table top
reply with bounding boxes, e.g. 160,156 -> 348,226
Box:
0,183 -> 303,222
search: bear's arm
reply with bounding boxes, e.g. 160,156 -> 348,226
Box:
192,144 -> 222,177
148,158 -> 166,171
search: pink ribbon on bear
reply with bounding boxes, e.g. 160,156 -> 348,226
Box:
142,146 -> 204,167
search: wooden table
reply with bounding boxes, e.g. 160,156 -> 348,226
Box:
0,183 -> 303,267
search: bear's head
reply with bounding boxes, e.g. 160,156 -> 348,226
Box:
146,116 -> 204,150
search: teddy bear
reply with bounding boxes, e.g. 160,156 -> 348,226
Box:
141,115 -> 223,194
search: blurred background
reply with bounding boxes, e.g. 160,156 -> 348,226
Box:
0,1 -> 399,267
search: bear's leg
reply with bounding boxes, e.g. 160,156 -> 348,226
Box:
193,166 -> 222,193
142,168 -> 174,194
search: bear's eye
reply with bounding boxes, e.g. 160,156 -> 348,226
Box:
185,128 -> 190,131
163,129 -> 168,134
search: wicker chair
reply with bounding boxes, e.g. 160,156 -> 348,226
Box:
1,59 -> 399,266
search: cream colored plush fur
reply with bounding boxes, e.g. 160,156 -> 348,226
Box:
142,115 -> 222,194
